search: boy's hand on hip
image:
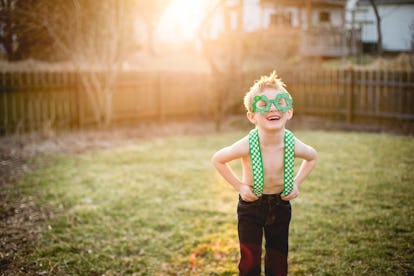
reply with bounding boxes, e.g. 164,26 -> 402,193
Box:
281,183 -> 299,201
239,184 -> 259,202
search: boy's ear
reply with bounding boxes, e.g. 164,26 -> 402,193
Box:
286,109 -> 294,120
246,112 -> 256,124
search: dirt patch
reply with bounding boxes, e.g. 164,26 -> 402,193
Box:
0,127 -> 68,275
0,150 -> 51,275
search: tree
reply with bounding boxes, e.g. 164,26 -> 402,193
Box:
0,0 -> 53,61
13,0 -> 137,127
198,0 -> 244,131
369,0 -> 382,55
1,0 -> 172,127
0,0 -> 18,60
411,20 -> 414,52
135,0 -> 171,56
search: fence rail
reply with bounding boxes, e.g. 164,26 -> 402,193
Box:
0,69 -> 413,135
283,69 -> 414,123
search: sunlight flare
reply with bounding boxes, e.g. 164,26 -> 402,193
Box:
158,0 -> 209,41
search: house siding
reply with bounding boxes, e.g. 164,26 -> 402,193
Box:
356,2 -> 414,51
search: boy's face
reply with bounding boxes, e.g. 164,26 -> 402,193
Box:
247,88 -> 293,131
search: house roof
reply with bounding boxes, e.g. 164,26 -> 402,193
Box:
357,0 -> 414,4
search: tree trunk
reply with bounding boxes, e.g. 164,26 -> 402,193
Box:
369,0 -> 382,56
146,21 -> 156,56
0,1 -> 17,61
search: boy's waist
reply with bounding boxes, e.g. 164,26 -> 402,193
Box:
239,193 -> 288,205
261,193 -> 282,198
260,193 -> 285,202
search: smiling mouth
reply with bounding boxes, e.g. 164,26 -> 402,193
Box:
266,115 -> 281,121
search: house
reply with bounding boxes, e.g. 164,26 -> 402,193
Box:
258,0 -> 356,57
259,0 -> 346,29
155,0 -> 358,58
354,0 -> 414,53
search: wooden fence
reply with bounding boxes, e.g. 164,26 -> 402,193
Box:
284,69 -> 414,123
0,69 -> 413,135
0,71 -> 214,135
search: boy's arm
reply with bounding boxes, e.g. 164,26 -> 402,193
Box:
282,137 -> 318,201
211,137 -> 258,202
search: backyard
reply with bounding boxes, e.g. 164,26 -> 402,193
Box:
1,121 -> 413,275
1,0 -> 413,274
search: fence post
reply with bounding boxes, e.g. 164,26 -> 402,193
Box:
346,68 -> 354,123
75,72 -> 84,129
158,72 -> 165,122
214,73 -> 224,132
0,72 -> 7,135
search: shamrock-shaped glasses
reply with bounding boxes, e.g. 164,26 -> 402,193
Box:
252,93 -> 293,114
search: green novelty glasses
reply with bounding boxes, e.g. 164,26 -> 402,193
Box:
252,93 -> 293,114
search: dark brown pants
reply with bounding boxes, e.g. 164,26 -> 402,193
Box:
237,194 -> 291,276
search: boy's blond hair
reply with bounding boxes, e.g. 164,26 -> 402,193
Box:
243,71 -> 290,112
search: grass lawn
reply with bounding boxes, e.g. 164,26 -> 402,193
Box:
13,130 -> 414,275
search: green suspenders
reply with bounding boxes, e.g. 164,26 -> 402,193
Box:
283,129 -> 295,196
248,128 -> 295,197
248,128 -> 265,196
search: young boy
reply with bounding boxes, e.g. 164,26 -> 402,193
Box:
211,71 -> 317,275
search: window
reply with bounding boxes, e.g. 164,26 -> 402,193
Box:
270,11 -> 293,27
319,11 -> 331,23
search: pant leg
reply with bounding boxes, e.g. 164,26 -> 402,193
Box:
237,198 -> 264,276
263,200 -> 291,276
